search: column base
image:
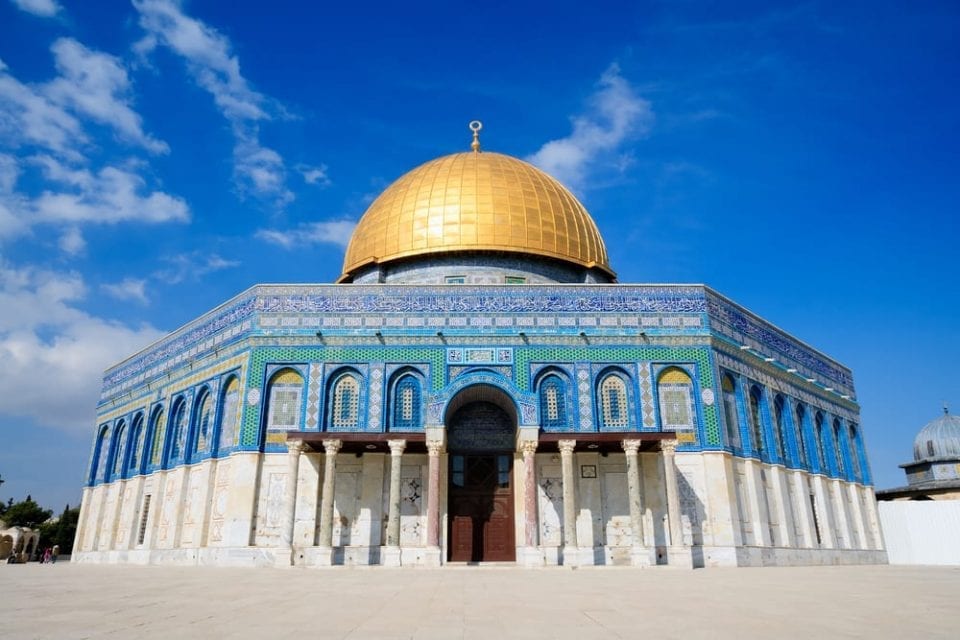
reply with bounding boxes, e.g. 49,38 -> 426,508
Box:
421,546 -> 442,567
630,546 -> 656,567
273,547 -> 295,568
561,545 -> 580,567
305,546 -> 336,567
666,545 -> 694,569
518,546 -> 544,568
381,545 -> 402,567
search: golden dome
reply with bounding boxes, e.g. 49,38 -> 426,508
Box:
339,150 -> 613,281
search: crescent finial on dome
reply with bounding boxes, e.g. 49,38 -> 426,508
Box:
469,120 -> 482,152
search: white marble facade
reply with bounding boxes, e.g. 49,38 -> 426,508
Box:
73,444 -> 886,568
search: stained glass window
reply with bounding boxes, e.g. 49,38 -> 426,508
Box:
268,370 -> 304,430
600,374 -> 629,429
539,375 -> 567,429
794,404 -> 808,466
149,408 -> 166,467
392,375 -> 421,430
658,368 -> 694,430
219,378 -> 240,450
721,373 -> 741,448
331,374 -> 360,429
127,414 -> 144,474
748,386 -> 765,454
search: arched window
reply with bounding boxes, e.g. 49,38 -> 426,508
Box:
772,395 -> 787,461
391,374 -> 422,431
109,421 -> 127,481
267,369 -> 305,431
748,386 -> 765,455
832,418 -> 846,475
794,403 -> 808,466
721,373 -> 742,448
127,413 -> 145,475
849,425 -> 863,481
90,425 -> 109,484
814,411 -> 827,472
148,406 -> 166,467
658,368 -> 695,431
539,374 -> 568,430
169,398 -> 189,462
218,377 -> 241,450
599,373 -> 630,430
192,389 -> 214,456
329,373 -> 361,430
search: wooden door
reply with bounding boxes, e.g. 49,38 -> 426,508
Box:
448,454 -> 515,562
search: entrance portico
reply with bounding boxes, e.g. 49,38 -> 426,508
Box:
282,426 -> 690,568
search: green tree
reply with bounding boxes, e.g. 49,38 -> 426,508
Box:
2,495 -> 53,529
43,504 -> 80,554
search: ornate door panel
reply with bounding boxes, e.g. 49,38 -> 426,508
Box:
448,454 -> 515,562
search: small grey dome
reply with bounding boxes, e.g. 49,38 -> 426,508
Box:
912,408 -> 960,461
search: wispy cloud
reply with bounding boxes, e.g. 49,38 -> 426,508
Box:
9,0 -> 61,18
152,250 -> 240,284
45,38 -> 169,154
101,277 -> 149,304
297,163 -> 331,187
29,155 -> 189,225
256,219 -> 356,249
0,264 -> 163,433
0,41 -> 187,248
133,0 -> 295,207
527,64 -> 653,191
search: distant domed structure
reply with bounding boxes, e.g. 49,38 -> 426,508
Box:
912,408 -> 960,461
878,407 -> 960,501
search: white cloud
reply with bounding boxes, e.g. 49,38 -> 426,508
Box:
0,265 -> 164,433
256,219 -> 356,249
45,38 -> 169,154
152,251 -> 240,284
10,0 -> 61,18
133,0 -> 294,207
297,163 -> 331,187
29,155 -> 190,225
527,64 -> 653,191
0,43 -> 187,250
58,226 -> 85,255
0,60 -> 86,157
101,277 -> 148,304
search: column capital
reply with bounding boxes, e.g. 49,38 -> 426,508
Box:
621,439 -> 641,455
520,440 -> 538,456
322,439 -> 342,455
388,439 -> 407,456
286,438 -> 307,454
661,439 -> 678,455
426,441 -> 443,456
558,439 -> 576,455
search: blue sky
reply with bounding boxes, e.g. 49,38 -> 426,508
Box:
0,0 -> 957,510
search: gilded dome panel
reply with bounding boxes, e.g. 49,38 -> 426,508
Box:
339,151 -> 613,280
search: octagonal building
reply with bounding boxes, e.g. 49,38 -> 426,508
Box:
73,130 -> 886,568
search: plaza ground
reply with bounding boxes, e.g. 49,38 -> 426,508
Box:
2,564 -> 958,639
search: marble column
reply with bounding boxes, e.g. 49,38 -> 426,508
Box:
558,439 -> 578,566
315,439 -> 342,565
276,439 -> 305,566
622,439 -> 652,566
662,439 -> 693,568
425,441 -> 443,566
382,439 -> 406,567
518,440 -> 541,566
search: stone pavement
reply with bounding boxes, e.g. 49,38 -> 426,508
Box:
1,563 -> 958,639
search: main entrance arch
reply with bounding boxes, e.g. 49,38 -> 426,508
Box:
445,385 -> 517,562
